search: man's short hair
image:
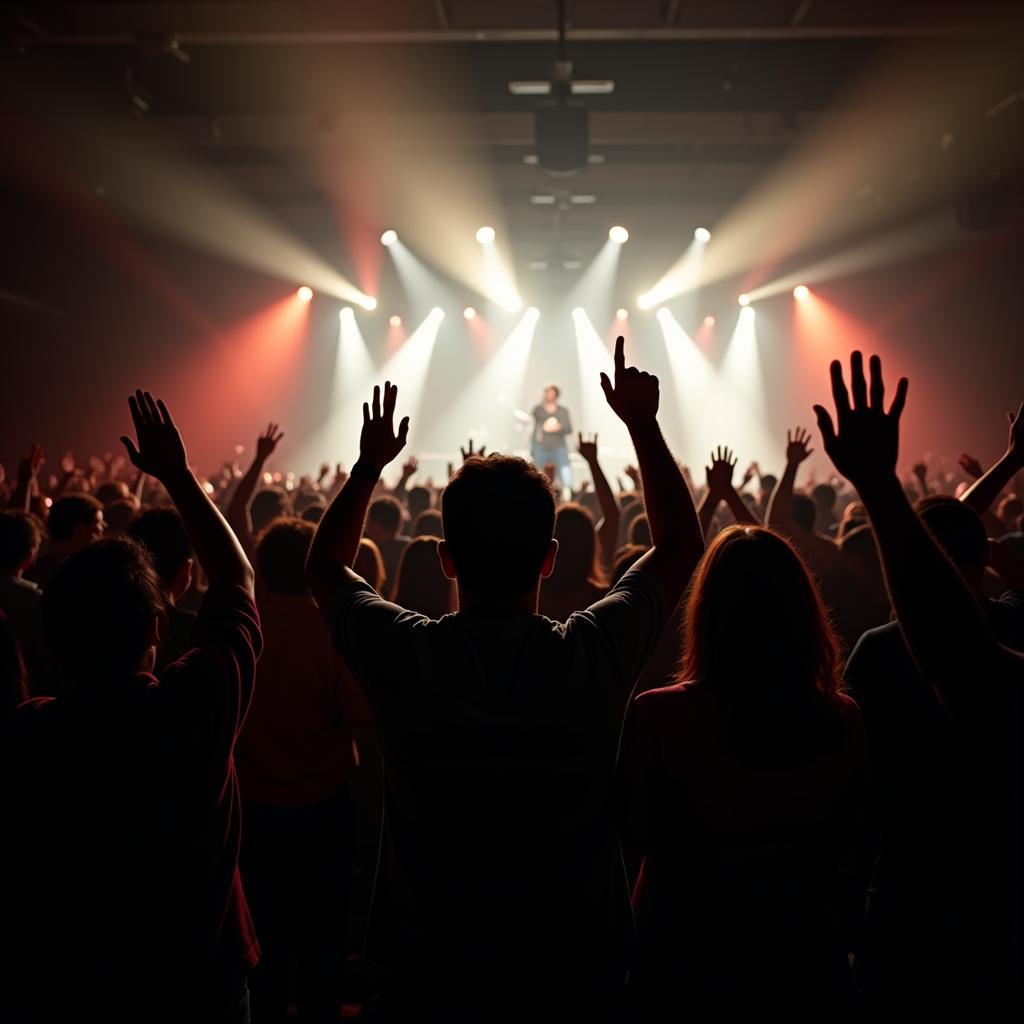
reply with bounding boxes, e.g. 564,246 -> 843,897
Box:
915,495 -> 987,572
129,508 -> 192,588
0,511 -> 42,574
251,488 -> 292,534
407,485 -> 432,522
811,483 -> 837,509
442,455 -> 555,597
543,383 -> 561,399
368,496 -> 404,537
41,537 -> 166,676
791,493 -> 816,532
255,517 -> 315,596
47,494 -> 103,543
412,509 -> 444,538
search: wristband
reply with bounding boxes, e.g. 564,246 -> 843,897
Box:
350,461 -> 382,482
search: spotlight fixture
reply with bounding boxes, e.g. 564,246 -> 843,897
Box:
694,227 -> 711,243
389,315 -> 402,327
297,286 -> 313,302
463,306 -> 477,320
526,306 -> 540,318
380,229 -> 398,247
616,308 -> 629,320
430,306 -> 446,319
637,293 -> 653,310
608,225 -> 629,244
738,293 -> 751,307
703,315 -> 716,327
793,284 -> 810,300
340,307 -> 354,318
476,226 -> 496,244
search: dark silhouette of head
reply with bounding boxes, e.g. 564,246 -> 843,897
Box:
42,537 -> 166,679
129,508 -> 193,601
545,503 -> 602,594
413,509 -> 444,538
628,513 -> 651,548
366,496 -> 404,545
354,537 -> 386,592
681,526 -> 842,718
251,487 -> 292,535
301,504 -> 325,524
0,511 -> 42,576
293,489 -> 326,518
47,494 -> 104,551
103,498 -> 139,536
811,483 -> 837,514
95,480 -> 131,506
915,495 -> 988,592
441,455 -> 556,601
407,485 -> 432,523
256,517 -> 314,596
393,536 -> 452,618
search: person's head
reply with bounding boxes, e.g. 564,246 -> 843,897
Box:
440,454 -> 556,603
839,524 -> 885,599
542,384 -> 560,405
998,494 -> 1023,530
810,483 -> 837,530
366,496 -> 404,545
544,503 -> 603,595
354,537 -> 386,592
129,508 -> 194,601
412,508 -> 444,538
790,493 -> 817,532
250,487 -> 292,535
292,489 -> 326,518
255,517 -> 314,596
611,544 -> 646,585
757,475 -> 778,512
41,537 -> 166,679
681,526 -> 842,707
95,480 -> 130,506
628,513 -> 651,548
300,504 -> 325,524
0,511 -> 42,576
915,495 -> 988,593
393,536 -> 452,618
407,485 -> 432,523
47,494 -> 104,552
103,498 -> 139,536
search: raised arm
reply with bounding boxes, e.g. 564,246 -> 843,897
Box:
813,353 -> 1014,713
698,447 -> 759,540
577,432 -> 620,567
600,336 -> 703,609
306,382 -> 409,613
960,403 -> 1023,519
9,445 -> 44,513
121,390 -> 252,593
392,455 -> 418,502
225,423 -> 284,550
765,427 -> 813,534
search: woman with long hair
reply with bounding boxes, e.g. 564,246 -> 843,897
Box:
620,525 -> 865,1017
538,503 -> 606,621
392,535 -> 453,619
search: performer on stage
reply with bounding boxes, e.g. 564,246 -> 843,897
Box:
531,384 -> 574,490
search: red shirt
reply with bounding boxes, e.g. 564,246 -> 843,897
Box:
5,584 -> 262,1012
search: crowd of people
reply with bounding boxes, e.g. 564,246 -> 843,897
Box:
1,340 -> 1022,1022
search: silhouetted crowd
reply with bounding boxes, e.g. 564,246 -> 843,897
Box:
1,344 -> 1022,1022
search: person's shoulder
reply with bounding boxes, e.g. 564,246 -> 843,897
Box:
632,679 -> 699,710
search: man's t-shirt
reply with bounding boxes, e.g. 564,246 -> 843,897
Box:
4,584 -> 262,1015
531,404 -> 573,451
329,565 -> 663,989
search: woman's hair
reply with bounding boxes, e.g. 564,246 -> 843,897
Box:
354,537 -> 386,592
393,536 -> 452,619
544,503 -> 604,594
679,526 -> 844,757
255,516 -> 314,596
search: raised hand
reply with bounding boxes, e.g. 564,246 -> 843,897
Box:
577,432 -> 599,464
786,427 -> 814,465
912,461 -> 928,486
255,422 -> 284,462
359,382 -> 409,473
959,453 -> 984,480
813,351 -> 908,490
459,439 -> 487,462
318,462 -> 331,484
17,444 -> 45,486
740,461 -> 757,488
624,464 -> 641,488
120,390 -> 189,482
600,335 -> 659,427
705,446 -> 737,495
401,455 -> 419,479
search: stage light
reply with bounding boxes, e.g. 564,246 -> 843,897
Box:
637,293 -> 654,310
526,306 -> 540,318
431,306 -> 446,319
389,315 -> 402,327
500,295 -> 523,313
380,229 -> 398,247
694,227 -> 711,243
463,306 -> 477,320
572,306 -> 585,317
703,315 -> 716,327
297,286 -> 313,302
738,293 -> 751,307
476,225 -> 496,244
616,308 -> 629,320
360,296 -> 378,311
340,306 -> 354,319
740,305 -> 755,318
793,284 -> 810,300
609,225 -> 629,244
